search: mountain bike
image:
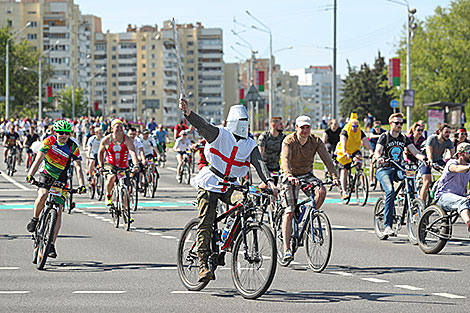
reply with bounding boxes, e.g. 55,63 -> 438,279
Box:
129,171 -> 139,211
177,182 -> 276,299
5,145 -> 17,176
26,150 -> 36,170
31,180 -> 78,270
89,166 -> 104,201
274,177 -> 333,272
103,168 -> 133,231
65,163 -> 75,214
178,151 -> 191,185
373,159 -> 425,244
340,157 -> 369,206
142,158 -> 159,199
416,163 -> 444,206
417,205 -> 461,254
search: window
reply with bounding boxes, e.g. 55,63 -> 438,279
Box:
187,59 -> 194,64
112,55 -> 116,60
188,85 -> 194,90
151,72 -> 155,77
142,64 -> 146,68
188,76 -> 194,81
112,82 -> 116,87
188,67 -> 194,72
187,41 -> 194,47
8,21 -> 12,27
112,101 -> 117,105
142,45 -> 146,50
143,73 -> 146,77
152,81 -> 156,86
27,33 -> 37,40
151,63 -> 155,68
187,50 -> 194,55
152,90 -> 156,95
112,73 -> 116,77
111,64 -> 116,69
141,54 -> 145,59
151,54 -> 155,59
28,21 -> 37,27
112,91 -> 116,96
151,44 -> 155,50
112,46 -> 116,51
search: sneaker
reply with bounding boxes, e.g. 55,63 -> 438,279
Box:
383,225 -> 394,236
48,244 -> 57,258
283,249 -> 294,264
26,217 -> 38,233
198,267 -> 214,282
106,195 -> 113,206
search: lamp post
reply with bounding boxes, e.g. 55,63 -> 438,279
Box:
5,22 -> 31,120
246,11 -> 273,122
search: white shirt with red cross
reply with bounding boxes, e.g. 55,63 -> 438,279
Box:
191,126 -> 257,193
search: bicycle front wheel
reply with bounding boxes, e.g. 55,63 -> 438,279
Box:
66,176 -> 73,214
407,198 -> 425,245
373,196 -> 388,240
129,178 -> 139,211
177,218 -> 210,291
37,209 -> 57,270
273,208 -> 289,267
97,173 -> 105,201
355,171 -> 369,206
231,223 -> 277,299
151,170 -> 159,198
304,211 -> 332,272
417,205 -> 450,254
89,175 -> 96,199
111,188 -> 120,228
182,163 -> 191,185
120,187 -> 131,231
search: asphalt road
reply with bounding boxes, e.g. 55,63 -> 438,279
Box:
1,149 -> 469,312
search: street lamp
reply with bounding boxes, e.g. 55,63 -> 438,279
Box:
5,22 -> 31,119
246,10 -> 273,122
274,46 -> 293,54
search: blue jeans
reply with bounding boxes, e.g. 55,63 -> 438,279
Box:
376,167 -> 399,227
436,193 -> 469,214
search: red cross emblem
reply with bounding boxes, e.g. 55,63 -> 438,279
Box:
210,146 -> 250,192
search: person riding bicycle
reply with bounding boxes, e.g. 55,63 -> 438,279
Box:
154,124 -> 168,162
173,130 -> 192,180
3,123 -> 22,165
25,120 -> 86,258
98,119 -> 140,206
322,118 -> 341,155
280,115 -> 339,263
374,113 -> 428,236
335,113 -> 374,201
140,129 -> 159,164
86,126 -> 104,182
23,126 -> 40,169
179,99 -> 277,282
434,142 -> 470,234
258,116 -> 285,185
368,120 -> 387,188
419,123 -> 455,203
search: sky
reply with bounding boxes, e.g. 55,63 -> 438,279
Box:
77,0 -> 452,77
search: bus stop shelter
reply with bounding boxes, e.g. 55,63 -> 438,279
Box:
423,101 -> 465,133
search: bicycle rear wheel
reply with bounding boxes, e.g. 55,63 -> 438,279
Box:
231,223 -> 277,299
373,196 -> 388,240
182,163 -> 191,185
407,198 -> 425,245
151,170 -> 159,198
66,176 -> 74,214
145,172 -> 153,198
177,218 -> 210,291
111,188 -> 120,228
120,187 -> 131,231
130,178 -> 139,211
355,171 -> 369,206
37,209 -> 57,270
417,205 -> 450,254
97,173 -> 105,201
89,175 -> 96,199
304,211 -> 332,272
340,172 -> 351,205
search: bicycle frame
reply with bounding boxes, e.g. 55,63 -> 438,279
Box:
423,210 -> 459,240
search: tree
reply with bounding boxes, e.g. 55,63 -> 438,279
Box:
395,0 -> 470,121
56,87 -> 87,118
0,26 -> 53,118
340,52 -> 394,123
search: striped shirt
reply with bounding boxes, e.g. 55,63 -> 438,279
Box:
40,135 -> 81,180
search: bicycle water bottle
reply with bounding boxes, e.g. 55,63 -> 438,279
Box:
221,217 -> 234,243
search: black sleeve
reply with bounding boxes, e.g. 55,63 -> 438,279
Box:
377,133 -> 387,146
250,147 -> 270,183
404,135 -> 412,147
340,129 -> 348,138
185,111 -> 219,143
361,130 -> 366,139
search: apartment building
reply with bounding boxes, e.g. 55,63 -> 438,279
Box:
288,65 -> 342,124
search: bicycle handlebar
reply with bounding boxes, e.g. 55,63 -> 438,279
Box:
218,181 -> 274,195
31,180 -> 79,194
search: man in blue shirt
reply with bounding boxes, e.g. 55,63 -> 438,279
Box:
146,118 -> 158,132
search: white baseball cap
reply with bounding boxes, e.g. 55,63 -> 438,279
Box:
295,115 -> 311,127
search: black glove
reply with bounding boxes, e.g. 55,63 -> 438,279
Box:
78,186 -> 87,194
26,175 -> 35,183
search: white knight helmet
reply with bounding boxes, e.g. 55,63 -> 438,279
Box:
226,105 -> 249,138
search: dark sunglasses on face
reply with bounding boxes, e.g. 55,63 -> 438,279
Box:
392,121 -> 403,126
57,131 -> 70,135
416,128 -> 424,132
352,125 -> 359,128
459,132 -> 467,136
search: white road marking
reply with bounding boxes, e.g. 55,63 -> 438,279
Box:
361,278 -> 389,283
161,235 -> 177,239
330,271 -> 354,277
95,216 -> 105,220
394,285 -> 424,291
102,219 -> 111,222
354,229 -> 367,232
12,208 -> 30,210
148,232 -> 162,236
0,267 -> 19,270
88,214 -> 98,217
0,291 -> 30,294
290,261 -> 300,265
146,267 -> 178,270
368,231 -> 375,234
135,229 -> 148,233
171,291 -> 211,294
0,172 -> 32,191
432,292 -> 466,299
332,225 -> 346,228
73,291 -> 126,294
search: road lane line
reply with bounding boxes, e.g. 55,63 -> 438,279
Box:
0,267 -> 19,270
135,229 -> 148,233
146,267 -> 177,270
171,291 -> 210,294
0,172 -> 32,191
432,293 -> 466,299
12,208 -> 30,210
148,232 -> 162,236
330,271 -> 353,277
354,229 -> 367,232
161,235 -> 177,239
0,291 -> 30,294
73,291 -> 126,294
361,278 -> 389,283
394,285 -> 424,291
102,219 -> 111,222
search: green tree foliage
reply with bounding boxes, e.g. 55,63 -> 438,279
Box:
395,0 -> 470,121
0,26 -> 52,118
56,86 -> 87,118
340,52 -> 394,123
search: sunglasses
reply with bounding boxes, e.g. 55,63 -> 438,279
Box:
57,131 -> 70,135
416,128 -> 424,132
352,125 -> 359,128
459,132 -> 467,136
392,121 -> 403,126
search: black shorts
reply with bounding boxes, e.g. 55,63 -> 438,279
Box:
339,150 -> 362,170
38,172 -> 67,191
145,154 -> 154,160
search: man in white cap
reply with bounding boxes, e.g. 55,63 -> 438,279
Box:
279,115 -> 339,264
179,99 -> 277,282
434,142 -> 470,234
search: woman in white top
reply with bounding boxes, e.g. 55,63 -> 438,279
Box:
173,130 -> 192,177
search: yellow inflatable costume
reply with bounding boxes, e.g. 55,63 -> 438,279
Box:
336,112 -> 362,166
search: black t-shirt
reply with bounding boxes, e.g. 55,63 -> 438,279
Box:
25,133 -> 40,147
377,132 -> 412,168
5,132 -> 20,147
325,127 -> 341,146
341,129 -> 366,139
